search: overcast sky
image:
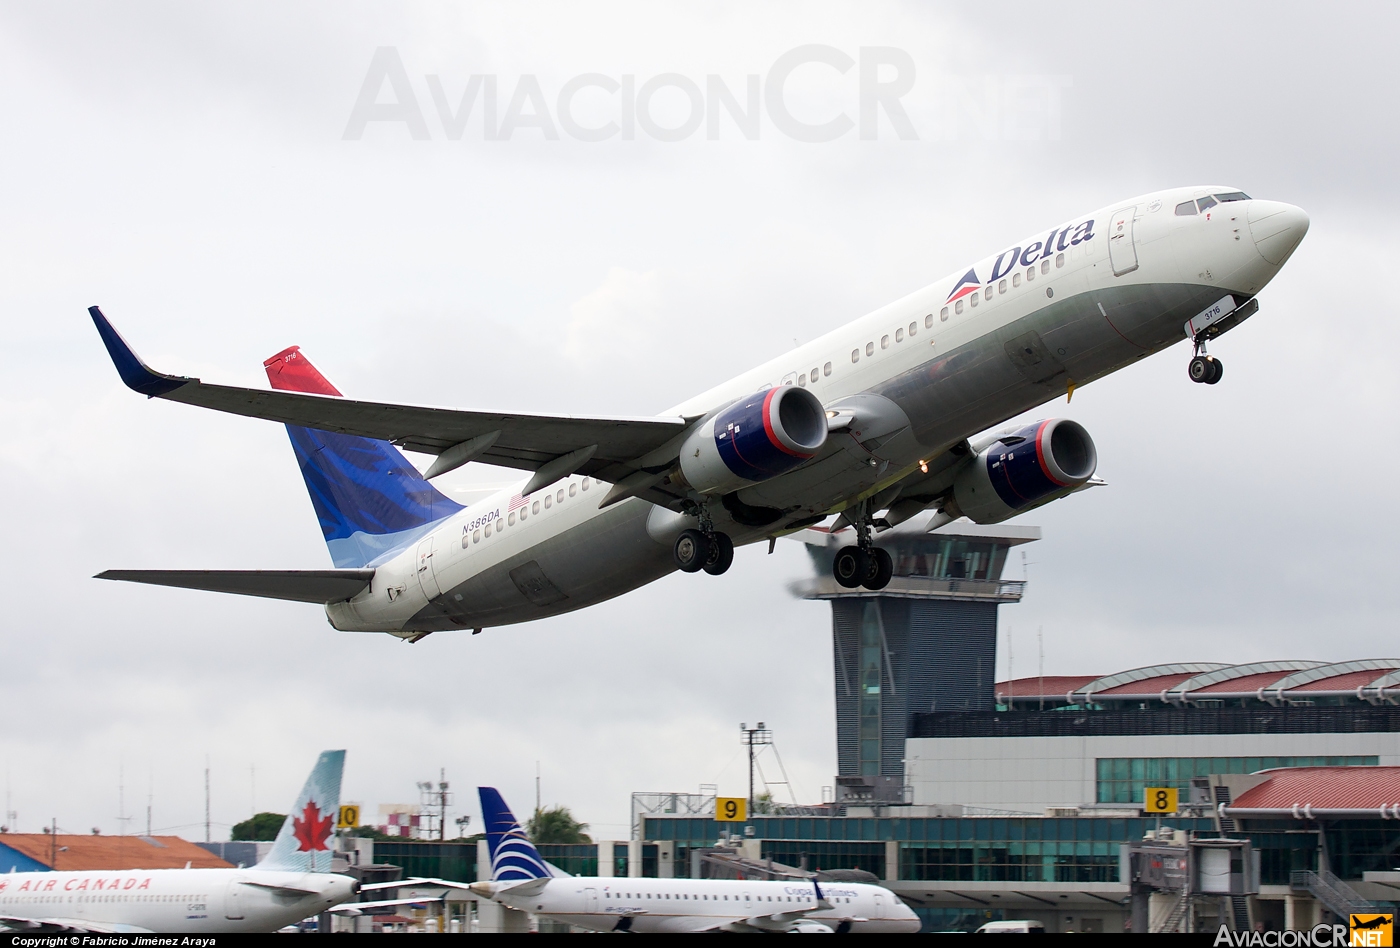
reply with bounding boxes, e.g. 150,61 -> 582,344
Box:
1,1 -> 1396,842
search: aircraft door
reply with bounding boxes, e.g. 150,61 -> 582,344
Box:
583,887 -> 598,913
873,893 -> 885,918
1108,206 -> 1139,276
224,881 -> 245,920
416,537 -> 441,599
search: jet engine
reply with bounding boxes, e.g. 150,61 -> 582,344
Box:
678,385 -> 828,495
949,418 -> 1097,523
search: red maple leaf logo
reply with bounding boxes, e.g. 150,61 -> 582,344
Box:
292,800 -> 333,852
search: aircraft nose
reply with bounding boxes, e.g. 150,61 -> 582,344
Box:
1247,201 -> 1310,265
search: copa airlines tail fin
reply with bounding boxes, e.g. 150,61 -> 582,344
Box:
478,787 -> 553,881
263,347 -> 461,568
255,749 -> 345,872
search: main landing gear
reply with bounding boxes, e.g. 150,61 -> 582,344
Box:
673,505 -> 735,576
832,505 -> 892,591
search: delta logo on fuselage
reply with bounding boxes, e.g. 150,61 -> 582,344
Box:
945,218 -> 1097,303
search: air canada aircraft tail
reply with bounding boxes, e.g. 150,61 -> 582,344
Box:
256,749 -> 346,872
263,347 -> 461,568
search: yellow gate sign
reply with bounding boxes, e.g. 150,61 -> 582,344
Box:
715,797 -> 747,822
337,804 -> 361,829
1143,787 -> 1178,814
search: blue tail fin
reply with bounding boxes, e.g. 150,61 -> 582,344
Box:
256,750 -> 345,872
478,787 -> 551,881
264,347 -> 461,568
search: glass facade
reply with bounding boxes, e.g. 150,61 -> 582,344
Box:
1325,821 -> 1400,880
536,843 -> 599,876
371,841 -> 477,883
859,602 -> 883,776
1095,756 -> 1378,804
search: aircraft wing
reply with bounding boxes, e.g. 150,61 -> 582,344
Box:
90,308 -> 689,483
331,896 -> 445,916
95,569 -> 375,604
0,916 -> 154,934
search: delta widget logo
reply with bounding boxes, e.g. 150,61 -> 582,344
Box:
945,268 -> 981,304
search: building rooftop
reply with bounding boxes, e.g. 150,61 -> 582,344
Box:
995,660 -> 1400,710
0,834 -> 232,872
1227,766 -> 1400,813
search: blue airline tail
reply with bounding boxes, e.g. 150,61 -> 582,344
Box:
263,347 -> 461,569
478,787 -> 552,881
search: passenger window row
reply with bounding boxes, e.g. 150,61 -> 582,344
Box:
465,478 -> 598,546
601,890 -> 855,904
937,254 -> 1065,321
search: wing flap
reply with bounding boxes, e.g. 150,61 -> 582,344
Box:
96,569 -> 374,604
90,307 -> 688,476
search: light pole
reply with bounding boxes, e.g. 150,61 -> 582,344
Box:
740,722 -> 772,812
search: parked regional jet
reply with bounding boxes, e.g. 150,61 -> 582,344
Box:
464,787 -> 920,933
0,751 -> 359,933
91,186 -> 1308,639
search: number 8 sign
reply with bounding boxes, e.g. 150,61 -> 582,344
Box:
715,797 -> 747,822
1143,787 -> 1178,814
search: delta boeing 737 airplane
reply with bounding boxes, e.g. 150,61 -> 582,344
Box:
92,186 -> 1307,640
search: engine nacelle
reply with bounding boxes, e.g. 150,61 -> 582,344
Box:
678,385 -> 828,495
951,418 -> 1097,523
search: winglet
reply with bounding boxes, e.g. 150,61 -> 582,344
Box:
88,306 -> 193,397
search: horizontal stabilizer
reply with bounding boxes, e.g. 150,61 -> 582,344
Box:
96,569 -> 374,604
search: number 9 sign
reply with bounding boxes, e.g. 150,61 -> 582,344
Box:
715,797 -> 747,822
1143,787 -> 1178,814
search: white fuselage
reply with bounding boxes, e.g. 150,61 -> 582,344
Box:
324,186 -> 1303,635
0,867 -> 355,934
495,875 -> 921,934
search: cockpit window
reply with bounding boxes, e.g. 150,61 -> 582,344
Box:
1214,191 -> 1251,203
1196,195 -> 1218,212
1175,201 -> 1198,216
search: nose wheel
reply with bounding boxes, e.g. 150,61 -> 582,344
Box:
1188,354 -> 1223,384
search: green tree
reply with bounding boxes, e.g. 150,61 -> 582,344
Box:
231,812 -> 285,841
527,805 -> 591,843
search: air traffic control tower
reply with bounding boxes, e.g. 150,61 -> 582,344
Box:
793,515 -> 1039,796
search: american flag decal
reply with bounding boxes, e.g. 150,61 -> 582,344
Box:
508,493 -> 528,511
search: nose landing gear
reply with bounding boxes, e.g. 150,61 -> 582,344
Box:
832,504 -> 893,590
1188,354 -> 1223,385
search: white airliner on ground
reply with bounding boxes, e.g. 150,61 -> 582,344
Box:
90,186 -> 1308,639
463,787 -> 921,933
0,751 -> 358,933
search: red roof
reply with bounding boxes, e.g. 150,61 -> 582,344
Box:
1292,669 -> 1399,692
0,834 -> 231,871
1095,672 -> 1201,696
1193,671 -> 1302,694
1232,767 -> 1400,810
995,676 -> 1099,697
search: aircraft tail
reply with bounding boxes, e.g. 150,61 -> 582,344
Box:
255,749 -> 345,872
478,787 -> 552,881
264,347 -> 461,568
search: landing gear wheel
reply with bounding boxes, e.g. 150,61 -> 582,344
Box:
1188,355 -> 1212,383
864,547 -> 893,590
702,532 -> 735,575
1204,356 -> 1223,384
833,547 -> 869,588
674,529 -> 711,573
